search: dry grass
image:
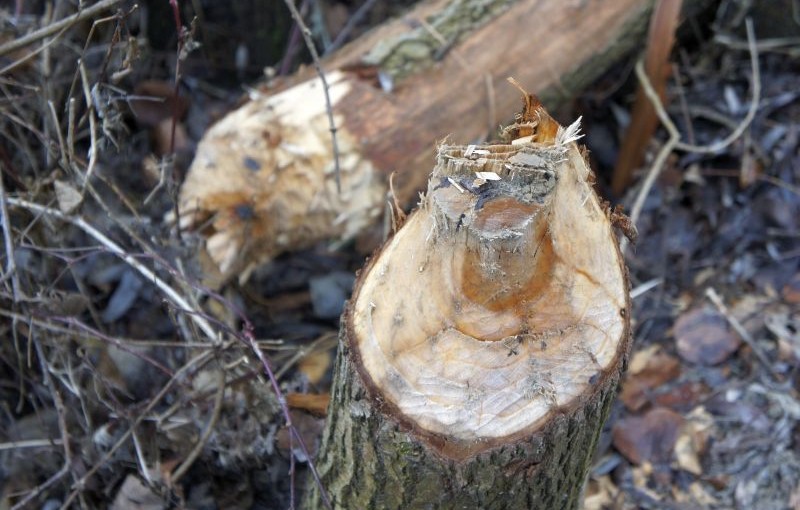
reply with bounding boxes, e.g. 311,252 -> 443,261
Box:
0,3 -> 330,508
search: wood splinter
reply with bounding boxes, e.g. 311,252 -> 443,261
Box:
305,87 -> 631,510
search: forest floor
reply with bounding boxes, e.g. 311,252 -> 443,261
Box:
1,1 -> 799,509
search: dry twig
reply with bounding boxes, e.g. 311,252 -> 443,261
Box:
705,287 -> 774,373
282,0 -> 342,193
0,167 -> 20,300
624,18 -> 760,253
0,0 -> 123,58
6,198 -> 219,342
171,367 -> 226,483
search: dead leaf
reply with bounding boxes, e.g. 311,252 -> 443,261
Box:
673,482 -> 719,505
298,349 -> 332,385
110,475 -> 167,510
54,179 -> 82,213
739,148 -> 761,188
630,462 -> 663,501
102,269 -> 143,323
152,117 -> 190,157
612,407 -> 685,465
790,482 -> 800,510
783,273 -> 800,304
652,380 -> 709,411
286,392 -> 330,417
620,345 -> 681,411
674,306 -> 741,365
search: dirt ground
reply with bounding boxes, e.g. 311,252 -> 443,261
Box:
0,1 -> 798,509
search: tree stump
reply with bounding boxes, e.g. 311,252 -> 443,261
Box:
305,92 -> 632,509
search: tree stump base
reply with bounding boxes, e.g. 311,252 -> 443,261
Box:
306,92 -> 631,510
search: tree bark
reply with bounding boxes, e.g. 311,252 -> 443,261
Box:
304,96 -> 632,509
179,0 -> 708,283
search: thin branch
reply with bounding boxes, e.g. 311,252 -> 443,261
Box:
0,22 -> 72,76
622,59 -> 679,254
0,308 -> 282,349
130,430 -> 154,486
705,287 -> 774,373
6,198 -> 219,343
0,0 -> 123,58
241,323 -> 332,510
48,100 -> 69,169
11,466 -> 70,510
623,18 -> 760,253
674,19 -> 760,154
282,0 -> 342,193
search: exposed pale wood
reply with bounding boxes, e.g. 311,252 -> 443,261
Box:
305,98 -> 631,509
180,0 -> 675,282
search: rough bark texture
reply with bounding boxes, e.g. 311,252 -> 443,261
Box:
304,322 -> 627,510
304,98 -> 632,509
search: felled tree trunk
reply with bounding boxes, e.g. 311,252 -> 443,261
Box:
179,0 -> 700,283
304,95 -> 631,509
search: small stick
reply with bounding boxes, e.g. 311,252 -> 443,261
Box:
0,164 -> 20,301
0,0 -> 123,57
623,18 -> 760,253
78,60 -> 98,187
48,101 -> 69,168
0,438 -> 64,451
6,198 -> 219,343
171,366 -> 226,482
630,277 -> 663,299
705,287 -> 774,373
130,430 -> 153,486
11,466 -> 70,510
674,19 -> 760,154
621,59 -> 679,254
241,323 -> 332,510
282,0 -> 342,193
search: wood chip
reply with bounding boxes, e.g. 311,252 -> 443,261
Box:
475,171 -> 501,180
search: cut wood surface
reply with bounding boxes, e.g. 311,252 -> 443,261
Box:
304,95 -> 631,510
180,0 -> 670,283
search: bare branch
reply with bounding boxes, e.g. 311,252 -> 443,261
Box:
6,198 -> 219,343
623,18 -> 760,253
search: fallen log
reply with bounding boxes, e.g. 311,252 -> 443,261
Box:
304,94 -> 631,509
179,0 -> 697,283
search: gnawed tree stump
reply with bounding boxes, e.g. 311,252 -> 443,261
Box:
304,94 -> 631,509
